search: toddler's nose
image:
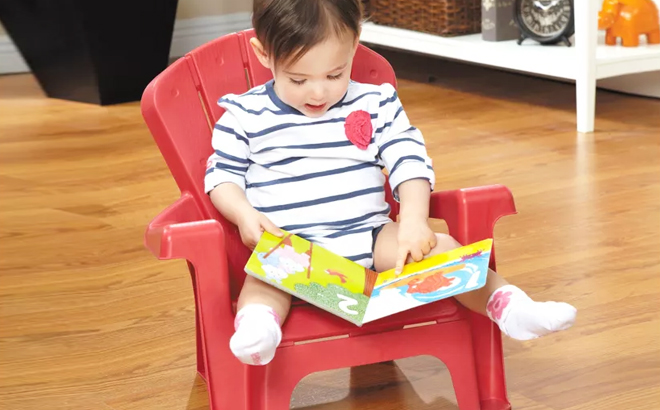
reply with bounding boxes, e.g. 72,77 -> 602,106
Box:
310,84 -> 325,101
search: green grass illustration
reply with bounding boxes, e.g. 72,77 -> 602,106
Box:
294,282 -> 369,323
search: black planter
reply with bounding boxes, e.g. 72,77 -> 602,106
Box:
0,0 -> 179,105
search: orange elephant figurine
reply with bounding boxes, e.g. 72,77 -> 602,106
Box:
598,0 -> 660,46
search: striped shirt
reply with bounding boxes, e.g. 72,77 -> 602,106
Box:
204,80 -> 435,268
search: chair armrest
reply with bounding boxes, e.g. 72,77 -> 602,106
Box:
145,192 -> 204,259
144,193 -> 235,342
430,184 -> 517,252
144,192 -> 232,295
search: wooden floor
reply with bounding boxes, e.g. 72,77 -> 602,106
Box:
1,52 -> 659,410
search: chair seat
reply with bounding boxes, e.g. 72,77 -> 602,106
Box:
234,298 -> 463,345
282,298 -> 463,344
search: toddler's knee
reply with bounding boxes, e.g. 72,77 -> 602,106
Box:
434,233 -> 461,252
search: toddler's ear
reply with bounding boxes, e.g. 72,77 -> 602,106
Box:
250,37 -> 272,69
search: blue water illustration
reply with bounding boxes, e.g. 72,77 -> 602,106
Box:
371,252 -> 491,303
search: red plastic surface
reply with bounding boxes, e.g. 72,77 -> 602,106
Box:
142,28 -> 515,410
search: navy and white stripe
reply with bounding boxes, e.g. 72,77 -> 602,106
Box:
204,80 -> 435,268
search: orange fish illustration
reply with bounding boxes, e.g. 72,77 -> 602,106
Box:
407,273 -> 455,294
381,264 -> 465,291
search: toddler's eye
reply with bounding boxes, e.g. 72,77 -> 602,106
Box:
289,78 -> 306,85
328,73 -> 343,81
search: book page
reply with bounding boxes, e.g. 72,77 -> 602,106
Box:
362,239 -> 493,323
245,231 -> 374,324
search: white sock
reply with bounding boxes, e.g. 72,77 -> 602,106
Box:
229,304 -> 282,365
486,285 -> 577,341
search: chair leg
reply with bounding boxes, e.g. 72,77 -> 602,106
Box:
428,321 -> 481,410
210,364 -> 290,410
207,355 -> 250,410
187,261 -> 207,380
244,366 -> 269,410
446,364 -> 481,410
479,398 -> 513,410
268,368 -> 305,410
264,352 -> 311,410
265,379 -> 296,410
194,310 -> 206,380
468,312 -> 510,409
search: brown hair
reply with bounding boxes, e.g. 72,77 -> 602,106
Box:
252,0 -> 363,66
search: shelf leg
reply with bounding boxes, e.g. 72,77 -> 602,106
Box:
576,76 -> 596,133
574,0 -> 598,133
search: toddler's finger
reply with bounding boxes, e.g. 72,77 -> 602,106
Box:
410,247 -> 424,262
421,240 -> 432,256
260,216 -> 283,237
395,247 -> 409,275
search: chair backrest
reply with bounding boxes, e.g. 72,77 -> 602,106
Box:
142,28 -> 399,299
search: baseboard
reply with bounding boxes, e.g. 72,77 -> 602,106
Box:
597,72 -> 660,99
0,36 -> 30,74
0,12 -> 252,75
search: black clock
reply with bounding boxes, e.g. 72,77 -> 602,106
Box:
514,0 -> 575,46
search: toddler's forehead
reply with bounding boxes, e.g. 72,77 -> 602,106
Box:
278,34 -> 355,75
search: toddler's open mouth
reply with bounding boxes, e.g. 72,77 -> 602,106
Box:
305,103 -> 326,112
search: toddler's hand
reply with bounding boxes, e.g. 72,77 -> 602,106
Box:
395,217 -> 437,274
237,208 -> 283,250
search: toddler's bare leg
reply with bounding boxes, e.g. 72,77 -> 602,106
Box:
373,222 -> 576,340
237,275 -> 292,319
230,276 -> 292,366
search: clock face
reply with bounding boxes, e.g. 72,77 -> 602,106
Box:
519,0 -> 572,38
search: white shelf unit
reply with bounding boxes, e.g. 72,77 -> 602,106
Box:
359,0 -> 660,133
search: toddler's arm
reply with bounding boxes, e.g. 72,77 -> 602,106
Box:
374,83 -> 435,201
210,183 -> 282,249
394,178 -> 437,272
398,178 -> 431,222
375,84 -> 437,272
205,110 -> 282,248
209,182 -> 256,228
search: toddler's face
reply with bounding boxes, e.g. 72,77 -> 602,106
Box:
254,34 -> 358,118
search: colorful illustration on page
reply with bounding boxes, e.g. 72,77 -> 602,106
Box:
362,239 -> 492,323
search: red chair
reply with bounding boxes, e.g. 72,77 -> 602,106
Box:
141,28 -> 516,410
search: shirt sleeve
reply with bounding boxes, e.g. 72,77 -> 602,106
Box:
204,108 -> 251,194
374,83 -> 435,201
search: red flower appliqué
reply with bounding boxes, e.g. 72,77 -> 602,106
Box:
487,290 -> 512,321
344,110 -> 373,150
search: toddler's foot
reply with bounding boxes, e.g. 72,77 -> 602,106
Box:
486,285 -> 577,341
230,304 -> 282,365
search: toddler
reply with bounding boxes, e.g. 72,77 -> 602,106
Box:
205,0 -> 577,366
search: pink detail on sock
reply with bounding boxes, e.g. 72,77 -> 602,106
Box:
234,314 -> 244,331
487,290 -> 512,321
268,309 -> 281,327
234,306 -> 281,330
251,352 -> 262,365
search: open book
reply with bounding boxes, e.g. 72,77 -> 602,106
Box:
244,230 -> 493,326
